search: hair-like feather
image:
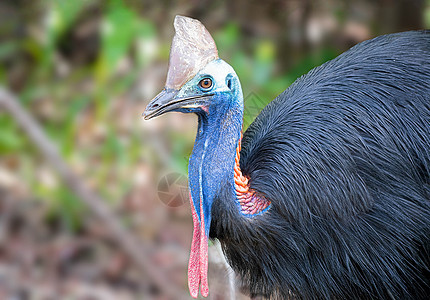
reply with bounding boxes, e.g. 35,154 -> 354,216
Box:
210,31 -> 430,299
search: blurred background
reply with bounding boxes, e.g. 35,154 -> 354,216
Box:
0,0 -> 429,299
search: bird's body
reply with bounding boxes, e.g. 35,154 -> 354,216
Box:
211,31 -> 430,299
144,18 -> 429,299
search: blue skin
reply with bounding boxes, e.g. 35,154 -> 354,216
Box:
146,59 -> 244,236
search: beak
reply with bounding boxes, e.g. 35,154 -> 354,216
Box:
143,88 -> 213,120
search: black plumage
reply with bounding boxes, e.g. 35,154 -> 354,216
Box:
210,31 -> 430,299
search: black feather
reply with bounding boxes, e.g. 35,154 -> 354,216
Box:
210,31 -> 430,299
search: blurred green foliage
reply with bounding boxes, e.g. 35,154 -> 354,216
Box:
426,0 -> 430,27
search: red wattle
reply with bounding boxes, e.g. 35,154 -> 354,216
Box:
188,194 -> 209,298
199,200 -> 209,297
188,196 -> 201,298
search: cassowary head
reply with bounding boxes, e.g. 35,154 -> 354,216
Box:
144,16 -> 244,297
144,16 -> 242,120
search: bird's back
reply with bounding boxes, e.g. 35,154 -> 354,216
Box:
241,30 -> 430,220
226,31 -> 430,298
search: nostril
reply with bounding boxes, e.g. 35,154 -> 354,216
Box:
152,103 -> 159,108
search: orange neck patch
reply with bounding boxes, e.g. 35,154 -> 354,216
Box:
234,136 -> 271,216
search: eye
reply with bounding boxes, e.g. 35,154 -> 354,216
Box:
198,77 -> 213,90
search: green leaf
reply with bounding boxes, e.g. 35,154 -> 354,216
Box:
97,0 -> 139,81
0,129 -> 23,153
425,0 -> 430,28
214,23 -> 240,50
0,117 -> 24,153
56,187 -> 85,232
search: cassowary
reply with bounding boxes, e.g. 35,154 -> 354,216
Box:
143,16 -> 430,299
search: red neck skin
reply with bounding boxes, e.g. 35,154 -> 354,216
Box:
188,195 -> 209,298
234,135 -> 271,216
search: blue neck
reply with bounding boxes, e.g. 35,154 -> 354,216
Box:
188,91 -> 243,236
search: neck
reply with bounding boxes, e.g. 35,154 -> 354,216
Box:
188,96 -> 243,235
188,90 -> 271,235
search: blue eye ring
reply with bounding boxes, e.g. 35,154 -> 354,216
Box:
198,77 -> 213,91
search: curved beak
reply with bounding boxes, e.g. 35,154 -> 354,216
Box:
143,88 -> 213,120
